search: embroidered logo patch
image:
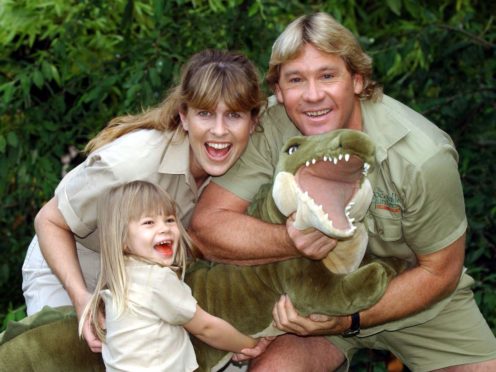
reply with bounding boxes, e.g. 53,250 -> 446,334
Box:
372,189 -> 401,213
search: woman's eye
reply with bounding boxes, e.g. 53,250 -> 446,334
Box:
287,145 -> 299,155
288,77 -> 302,84
228,112 -> 241,119
198,111 -> 211,117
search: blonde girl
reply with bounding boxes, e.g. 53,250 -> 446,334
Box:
80,181 -> 270,371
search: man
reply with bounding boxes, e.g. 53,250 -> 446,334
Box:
191,12 -> 496,372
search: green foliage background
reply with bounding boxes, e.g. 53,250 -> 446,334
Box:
1,0 -> 495,367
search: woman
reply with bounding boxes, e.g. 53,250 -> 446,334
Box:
21,49 -> 265,351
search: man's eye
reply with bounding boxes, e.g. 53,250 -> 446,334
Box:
288,77 -> 302,84
287,145 -> 299,155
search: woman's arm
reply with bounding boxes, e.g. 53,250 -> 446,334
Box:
34,196 -> 101,351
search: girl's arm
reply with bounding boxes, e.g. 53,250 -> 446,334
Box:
184,305 -> 258,353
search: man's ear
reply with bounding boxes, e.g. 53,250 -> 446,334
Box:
179,111 -> 189,131
353,74 -> 364,95
275,83 -> 284,104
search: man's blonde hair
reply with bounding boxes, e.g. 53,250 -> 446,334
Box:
266,12 -> 382,101
79,181 -> 191,341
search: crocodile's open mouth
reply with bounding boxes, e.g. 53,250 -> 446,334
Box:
272,130 -> 373,240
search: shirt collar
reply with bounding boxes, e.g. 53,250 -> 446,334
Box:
158,128 -> 190,175
361,95 -> 410,164
158,128 -> 211,192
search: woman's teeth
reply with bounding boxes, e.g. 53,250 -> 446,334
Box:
207,142 -> 230,149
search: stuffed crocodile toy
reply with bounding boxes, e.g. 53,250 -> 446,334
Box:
0,129 -> 406,372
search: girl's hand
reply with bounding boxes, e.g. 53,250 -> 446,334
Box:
231,336 -> 276,362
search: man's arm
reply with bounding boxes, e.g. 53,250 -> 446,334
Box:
34,197 -> 101,351
190,183 -> 337,264
272,233 -> 466,335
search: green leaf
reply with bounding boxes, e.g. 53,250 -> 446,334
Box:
1,82 -> 15,106
7,132 -> 18,148
0,135 -> 6,153
32,69 -> 44,89
386,0 -> 402,16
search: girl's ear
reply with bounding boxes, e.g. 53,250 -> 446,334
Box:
179,111 -> 189,131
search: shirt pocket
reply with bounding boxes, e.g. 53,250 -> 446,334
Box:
365,213 -> 402,242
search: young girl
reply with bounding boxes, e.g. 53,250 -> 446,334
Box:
80,180 -> 270,371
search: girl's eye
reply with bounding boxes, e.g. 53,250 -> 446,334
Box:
165,216 -> 176,224
142,220 -> 154,225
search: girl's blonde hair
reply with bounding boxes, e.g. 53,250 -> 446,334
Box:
85,49 -> 266,153
266,12 -> 382,101
79,181 -> 192,341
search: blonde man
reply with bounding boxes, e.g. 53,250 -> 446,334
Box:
191,13 -> 496,371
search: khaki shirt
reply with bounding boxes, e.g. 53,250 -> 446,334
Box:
215,95 -> 469,334
102,259 -> 198,371
56,129 -> 209,252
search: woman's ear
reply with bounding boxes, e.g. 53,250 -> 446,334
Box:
179,111 -> 189,131
250,119 -> 257,134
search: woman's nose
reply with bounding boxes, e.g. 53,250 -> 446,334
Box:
210,115 -> 229,136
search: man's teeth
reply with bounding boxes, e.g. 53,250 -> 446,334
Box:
207,143 -> 230,149
305,109 -> 330,117
303,154 -> 370,175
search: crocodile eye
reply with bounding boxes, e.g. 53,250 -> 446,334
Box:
287,145 -> 299,155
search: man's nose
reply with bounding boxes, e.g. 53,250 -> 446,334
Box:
303,79 -> 325,101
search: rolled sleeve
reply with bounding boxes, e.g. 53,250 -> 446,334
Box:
55,153 -> 119,238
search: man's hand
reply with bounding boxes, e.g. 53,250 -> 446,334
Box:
286,214 -> 338,260
272,295 -> 350,336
